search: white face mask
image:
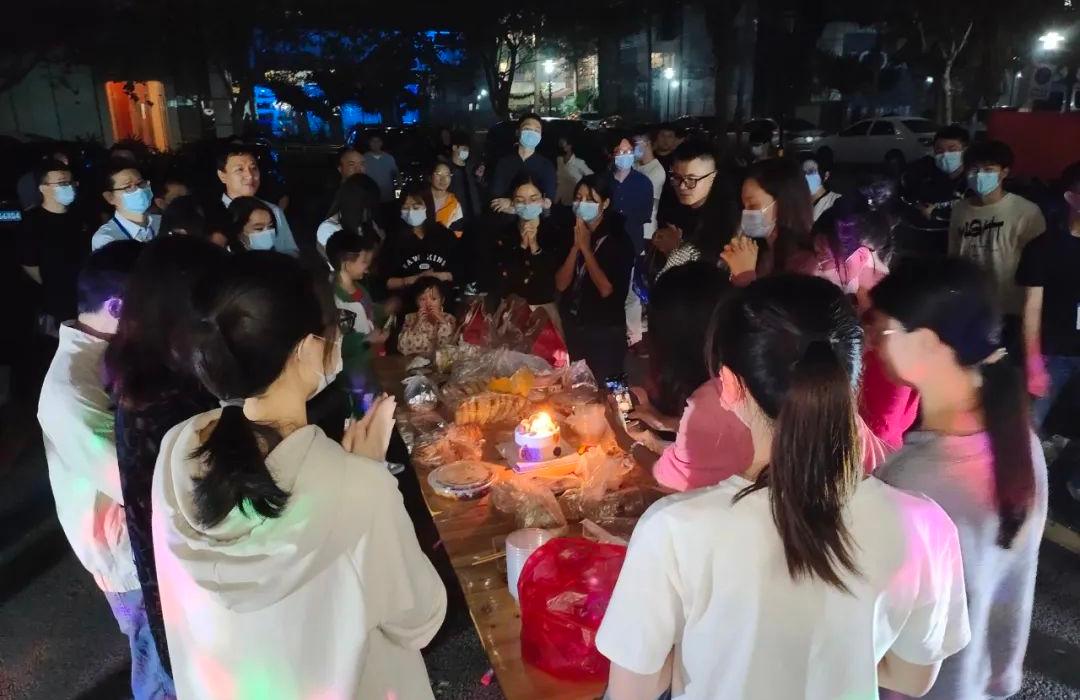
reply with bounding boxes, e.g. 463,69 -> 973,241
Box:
303,335 -> 343,399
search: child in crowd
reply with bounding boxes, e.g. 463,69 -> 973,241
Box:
872,257 -> 1046,700
327,230 -> 390,413
598,275 -> 971,699
397,277 -> 456,356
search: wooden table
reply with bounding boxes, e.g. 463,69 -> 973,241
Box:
375,355 -> 653,700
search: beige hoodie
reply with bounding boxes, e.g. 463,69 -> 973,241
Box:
152,410 -> 446,699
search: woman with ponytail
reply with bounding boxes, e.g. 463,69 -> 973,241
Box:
871,257 -> 1047,700
597,275 -> 971,700
150,252 -> 446,700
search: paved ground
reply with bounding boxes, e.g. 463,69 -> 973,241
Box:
2,396 -> 1079,700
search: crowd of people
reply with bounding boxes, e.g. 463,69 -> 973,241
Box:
19,108 -> 1080,699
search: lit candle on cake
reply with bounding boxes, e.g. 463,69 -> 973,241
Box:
515,411 -> 562,462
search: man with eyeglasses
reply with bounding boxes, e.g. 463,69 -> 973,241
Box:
653,139 -> 722,275
18,158 -> 91,336
92,165 -> 161,251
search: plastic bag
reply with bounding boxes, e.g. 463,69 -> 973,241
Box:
490,472 -> 568,530
518,537 -> 628,681
524,307 -> 569,368
459,298 -> 491,347
411,424 -> 485,468
402,375 -> 439,413
565,360 -> 598,393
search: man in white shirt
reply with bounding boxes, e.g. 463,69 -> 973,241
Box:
556,135 -> 593,205
217,145 -> 299,256
632,127 -> 666,241
92,165 -> 161,250
949,140 -> 1045,349
38,240 -> 177,699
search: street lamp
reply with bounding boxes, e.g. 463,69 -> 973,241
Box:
544,60 -> 556,116
925,76 -> 935,85
663,67 -> 675,81
1039,31 -> 1066,51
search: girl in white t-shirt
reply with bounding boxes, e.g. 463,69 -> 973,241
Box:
597,274 -> 972,700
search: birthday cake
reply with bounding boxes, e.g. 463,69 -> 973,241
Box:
515,412 -> 563,462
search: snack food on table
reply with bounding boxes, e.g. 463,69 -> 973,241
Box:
402,375 -> 439,413
488,367 -> 536,397
428,460 -> 500,500
454,392 -> 528,425
411,424 -> 486,468
440,379 -> 490,410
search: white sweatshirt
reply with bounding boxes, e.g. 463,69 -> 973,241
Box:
38,322 -> 139,593
152,410 -> 447,700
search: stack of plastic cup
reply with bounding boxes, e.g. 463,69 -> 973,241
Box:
506,528 -> 554,602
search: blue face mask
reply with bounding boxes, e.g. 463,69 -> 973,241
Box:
54,184 -> 76,207
515,202 -> 543,221
120,186 -> 152,215
970,170 -> 1001,198
519,129 -> 542,149
740,202 -> 776,239
401,208 -> 427,227
805,172 -> 823,194
614,154 -> 635,171
246,228 -> 276,250
573,201 -> 601,222
935,151 -> 963,174
633,144 -> 646,161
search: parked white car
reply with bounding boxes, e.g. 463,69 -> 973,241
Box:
816,117 -> 937,167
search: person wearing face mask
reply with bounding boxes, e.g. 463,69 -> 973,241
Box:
898,125 -> 971,258
556,135 -> 594,206
555,174 -> 635,380
720,158 -> 817,285
216,145 -> 299,256
226,196 -> 279,251
151,251 -> 446,700
104,235 -> 231,691
603,133 -> 655,349
489,113 -> 557,213
448,131 -> 483,223
1017,163 -> 1080,455
92,164 -> 161,250
598,275 -> 970,700
799,151 -> 842,222
747,127 -> 775,163
949,141 -> 1045,356
490,174 -> 565,337
380,184 -> 460,300
18,158 -> 91,337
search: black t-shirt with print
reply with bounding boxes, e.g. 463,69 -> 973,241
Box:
1017,229 -> 1080,357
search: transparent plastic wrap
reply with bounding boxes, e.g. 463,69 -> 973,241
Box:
402,374 -> 439,413
490,472 -> 569,530
411,423 -> 486,468
558,449 -> 635,521
563,402 -> 610,446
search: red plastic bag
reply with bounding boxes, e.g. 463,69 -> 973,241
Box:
530,317 -> 568,368
518,537 -> 628,681
459,299 -> 490,346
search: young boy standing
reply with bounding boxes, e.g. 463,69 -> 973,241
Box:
327,230 -> 389,413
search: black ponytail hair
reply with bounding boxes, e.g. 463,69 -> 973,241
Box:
709,274 -> 864,591
189,251 -> 335,527
871,257 -> 1035,548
